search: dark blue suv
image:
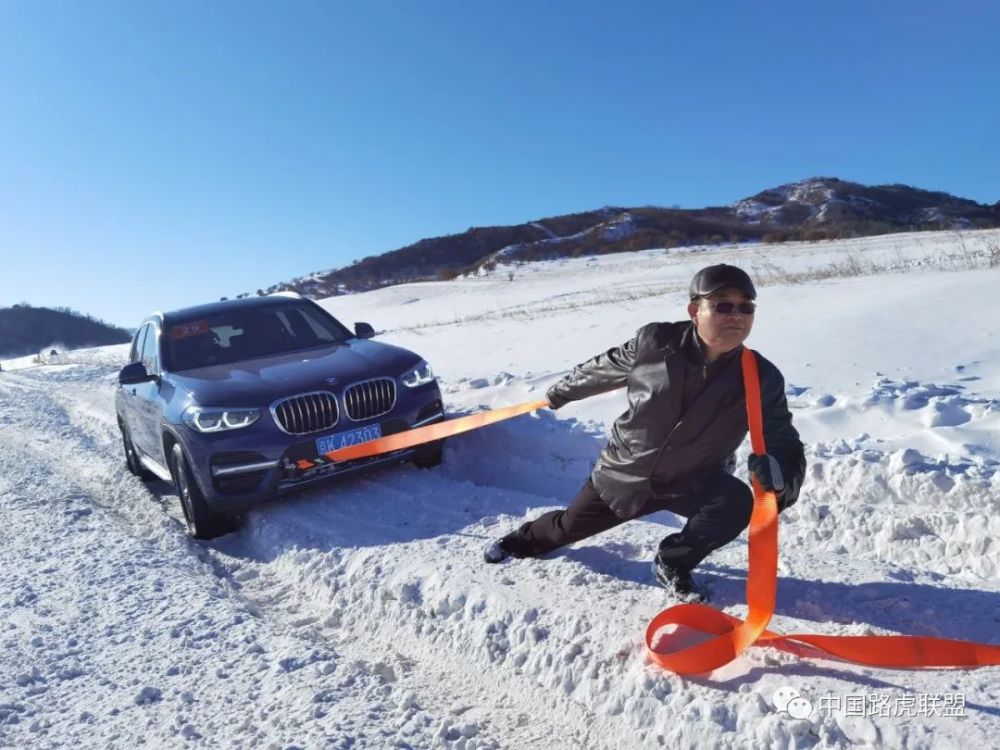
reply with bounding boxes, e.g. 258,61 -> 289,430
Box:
115,293 -> 445,538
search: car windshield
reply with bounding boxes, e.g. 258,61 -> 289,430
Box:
164,303 -> 352,371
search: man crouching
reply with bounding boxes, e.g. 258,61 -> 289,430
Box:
484,264 -> 806,601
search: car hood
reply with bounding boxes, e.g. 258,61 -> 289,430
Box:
167,339 -> 424,407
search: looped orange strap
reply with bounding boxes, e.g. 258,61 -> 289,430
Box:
644,348 -> 1000,674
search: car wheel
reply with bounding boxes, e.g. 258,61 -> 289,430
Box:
121,423 -> 155,482
170,443 -> 235,540
412,440 -> 444,469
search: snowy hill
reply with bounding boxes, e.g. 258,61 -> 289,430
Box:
261,178 -> 1000,299
1,229 -> 998,748
0,304 -> 131,360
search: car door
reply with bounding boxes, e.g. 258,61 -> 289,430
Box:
132,324 -> 165,462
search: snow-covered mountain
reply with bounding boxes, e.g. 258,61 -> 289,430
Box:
2,229 -> 999,748
732,178 -> 994,232
259,178 -> 1000,300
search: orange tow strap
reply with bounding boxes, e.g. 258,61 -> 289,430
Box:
301,398 -> 550,468
644,348 -> 1000,674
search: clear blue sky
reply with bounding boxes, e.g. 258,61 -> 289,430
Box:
2,0 -> 998,327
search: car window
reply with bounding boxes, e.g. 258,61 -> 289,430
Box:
165,303 -> 351,371
129,325 -> 148,365
140,325 -> 160,375
274,307 -> 339,344
289,308 -> 339,343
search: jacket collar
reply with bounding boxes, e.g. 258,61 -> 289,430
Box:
685,322 -> 743,368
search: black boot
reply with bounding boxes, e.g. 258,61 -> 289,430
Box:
484,527 -> 539,563
651,558 -> 705,602
483,538 -> 511,564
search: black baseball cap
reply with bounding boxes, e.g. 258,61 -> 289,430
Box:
689,264 -> 757,300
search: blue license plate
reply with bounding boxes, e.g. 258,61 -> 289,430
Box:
315,424 -> 383,456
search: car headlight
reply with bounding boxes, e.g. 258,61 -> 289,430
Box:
401,360 -> 435,388
183,406 -> 261,433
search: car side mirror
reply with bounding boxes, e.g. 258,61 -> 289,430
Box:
119,362 -> 155,385
354,322 -> 375,339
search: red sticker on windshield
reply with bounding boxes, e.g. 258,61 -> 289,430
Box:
170,321 -> 210,339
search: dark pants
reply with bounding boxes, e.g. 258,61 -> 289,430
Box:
503,471 -> 753,572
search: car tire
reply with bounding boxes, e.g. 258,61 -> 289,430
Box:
412,440 -> 444,469
170,443 -> 235,540
121,422 -> 156,482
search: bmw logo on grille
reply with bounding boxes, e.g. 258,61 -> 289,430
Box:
325,377 -> 339,385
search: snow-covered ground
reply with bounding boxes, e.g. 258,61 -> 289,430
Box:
2,230 -> 999,749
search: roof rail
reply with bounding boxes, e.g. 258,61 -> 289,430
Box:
269,291 -> 303,300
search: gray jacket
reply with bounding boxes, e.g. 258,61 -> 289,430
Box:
546,321 -> 806,518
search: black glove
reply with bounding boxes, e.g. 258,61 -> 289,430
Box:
545,388 -> 566,410
748,453 -> 789,509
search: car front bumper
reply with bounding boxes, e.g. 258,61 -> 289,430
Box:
177,388 -> 445,513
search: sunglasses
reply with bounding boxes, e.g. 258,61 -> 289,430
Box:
700,299 -> 756,316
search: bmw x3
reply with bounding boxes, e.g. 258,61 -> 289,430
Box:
116,293 -> 445,538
